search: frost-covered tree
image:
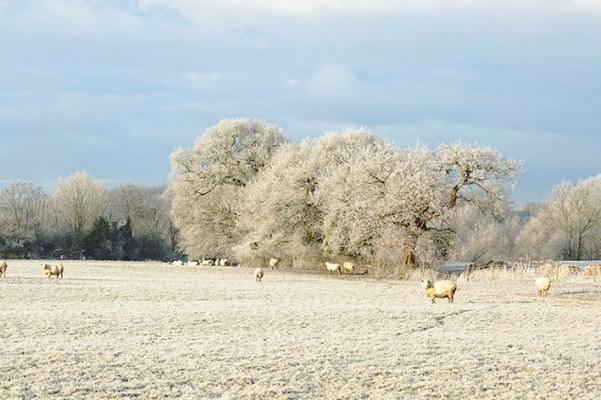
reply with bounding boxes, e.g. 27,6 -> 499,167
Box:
317,141 -> 521,272
169,118 -> 288,258
448,203 -> 521,264
235,128 -> 389,262
235,141 -> 323,260
313,129 -> 401,257
518,176 -> 601,260
0,181 -> 47,238
50,171 -> 108,233
0,181 -> 48,257
108,183 -> 172,239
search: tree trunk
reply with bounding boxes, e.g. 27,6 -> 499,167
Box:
402,249 -> 416,269
397,229 -> 418,278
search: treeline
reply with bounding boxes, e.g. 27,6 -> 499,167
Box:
3,118 -> 601,273
0,176 -> 180,261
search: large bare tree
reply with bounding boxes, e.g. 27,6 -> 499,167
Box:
0,181 -> 47,242
50,171 -> 108,233
316,141 -> 521,272
108,183 -> 172,239
518,175 -> 601,260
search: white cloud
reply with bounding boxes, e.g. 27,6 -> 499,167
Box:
137,0 -> 601,20
181,72 -> 222,89
285,78 -> 301,87
16,1 -> 143,37
306,65 -> 359,98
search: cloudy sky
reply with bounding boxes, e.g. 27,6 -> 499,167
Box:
1,0 -> 600,205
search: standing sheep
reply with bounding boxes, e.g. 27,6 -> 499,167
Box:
535,276 -> 552,296
269,258 -> 280,270
0,260 -> 7,277
342,261 -> 356,274
255,267 -> 264,282
421,279 -> 457,304
325,262 -> 341,274
43,263 -> 64,279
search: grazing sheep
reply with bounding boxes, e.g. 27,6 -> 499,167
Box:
421,279 -> 457,304
342,261 -> 356,274
535,276 -> 552,296
255,267 -> 264,282
325,262 -> 341,274
201,259 -> 215,266
43,263 -> 64,279
219,258 -> 230,266
187,260 -> 199,266
172,260 -> 184,266
0,260 -> 7,277
269,258 -> 280,270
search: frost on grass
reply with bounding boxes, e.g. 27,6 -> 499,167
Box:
1,260 -> 600,399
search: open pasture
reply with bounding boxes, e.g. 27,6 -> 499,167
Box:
1,260 -> 600,399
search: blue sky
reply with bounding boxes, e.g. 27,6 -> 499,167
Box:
1,0 -> 600,205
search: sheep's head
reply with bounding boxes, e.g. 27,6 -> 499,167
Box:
421,279 -> 433,289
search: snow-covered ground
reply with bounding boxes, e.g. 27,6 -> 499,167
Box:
1,260 -> 599,399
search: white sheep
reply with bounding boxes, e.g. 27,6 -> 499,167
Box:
342,261 -> 356,274
201,259 -> 214,266
219,258 -> 230,266
325,262 -> 341,274
255,267 -> 264,282
187,260 -> 199,266
269,258 -> 280,270
421,279 -> 457,304
43,263 -> 64,279
172,260 -> 184,266
0,260 -> 7,277
535,276 -> 552,296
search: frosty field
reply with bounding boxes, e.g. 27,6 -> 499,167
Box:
1,261 -> 600,399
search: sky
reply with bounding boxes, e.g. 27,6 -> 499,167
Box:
1,0 -> 600,206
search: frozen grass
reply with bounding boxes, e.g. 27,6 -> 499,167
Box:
1,260 -> 600,399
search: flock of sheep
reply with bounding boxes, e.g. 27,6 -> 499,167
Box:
256,258 -> 554,303
0,258 -> 555,302
171,258 -> 232,267
0,260 -> 64,279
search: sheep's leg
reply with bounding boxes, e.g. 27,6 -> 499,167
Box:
431,297 -> 436,304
